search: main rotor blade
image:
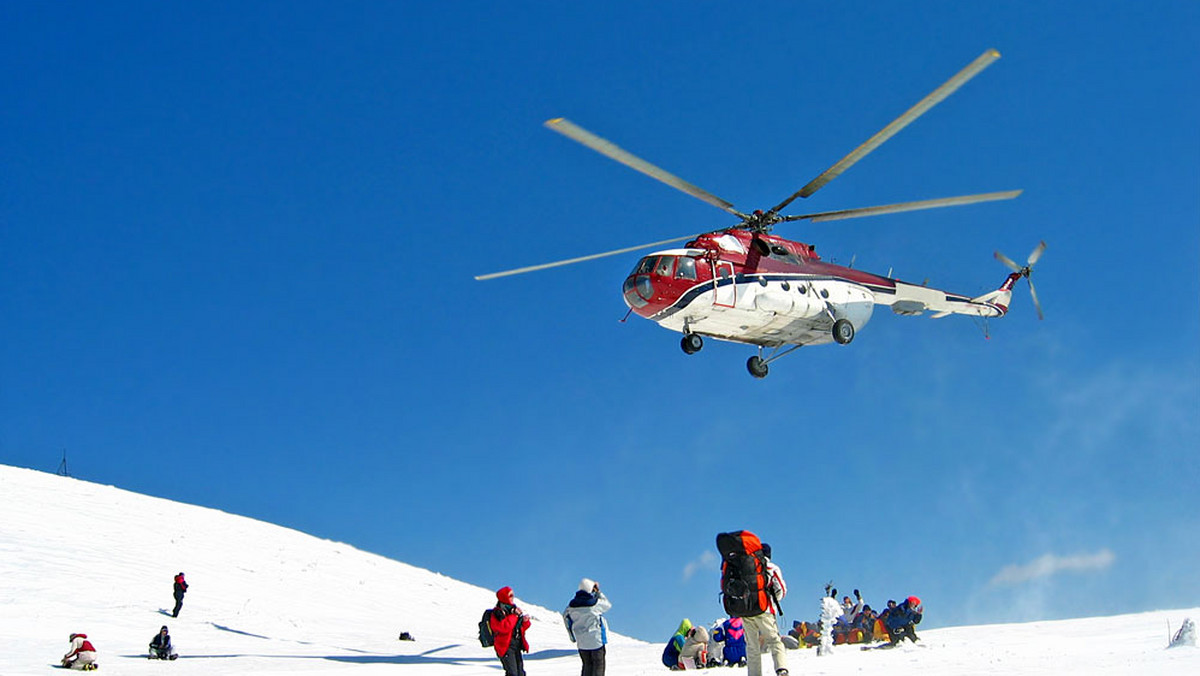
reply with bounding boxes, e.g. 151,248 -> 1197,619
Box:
475,234 -> 703,281
1027,240 -> 1047,266
545,118 -> 747,219
1027,277 -> 1045,320
771,48 -> 1002,214
782,190 -> 1021,223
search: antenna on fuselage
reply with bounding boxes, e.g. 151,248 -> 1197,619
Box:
56,448 -> 70,477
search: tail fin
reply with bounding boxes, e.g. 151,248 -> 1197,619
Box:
970,273 -> 1019,316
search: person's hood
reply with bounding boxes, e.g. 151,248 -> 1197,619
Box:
675,618 -> 692,636
569,590 -> 597,608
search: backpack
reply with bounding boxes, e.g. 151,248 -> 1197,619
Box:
478,608 -> 494,647
716,530 -> 769,618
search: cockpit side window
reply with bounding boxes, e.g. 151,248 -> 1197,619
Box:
675,257 -> 697,280
654,256 -> 675,276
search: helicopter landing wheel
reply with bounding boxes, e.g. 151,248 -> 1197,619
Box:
747,355 -> 769,379
681,333 -> 704,355
832,318 -> 855,345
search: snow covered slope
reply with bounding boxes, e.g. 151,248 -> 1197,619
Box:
1,464 -> 1197,675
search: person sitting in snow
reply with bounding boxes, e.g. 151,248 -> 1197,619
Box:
662,619 -> 691,669
489,586 -> 531,676
856,605 -> 879,642
61,633 -> 98,670
149,625 -> 178,660
712,617 -> 747,666
677,623 -> 709,669
883,596 -> 923,646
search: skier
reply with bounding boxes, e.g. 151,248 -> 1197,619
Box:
149,625 -> 178,660
488,586 -> 531,676
171,572 -> 188,618
61,633 -> 98,670
563,578 -> 611,676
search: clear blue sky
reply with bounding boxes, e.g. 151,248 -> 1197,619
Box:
3,2 -> 1197,642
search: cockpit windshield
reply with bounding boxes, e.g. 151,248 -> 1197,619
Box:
631,254 -> 699,280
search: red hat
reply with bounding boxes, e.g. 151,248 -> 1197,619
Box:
497,586 -> 514,604
907,596 -> 922,612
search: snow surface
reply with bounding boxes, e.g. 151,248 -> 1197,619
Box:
2,464 -> 1197,675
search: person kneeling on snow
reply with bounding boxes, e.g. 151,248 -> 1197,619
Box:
150,625 -> 178,660
662,619 -> 691,669
884,596 -> 923,646
61,633 -> 98,670
678,623 -> 710,669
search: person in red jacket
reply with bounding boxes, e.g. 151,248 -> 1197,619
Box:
489,586 -> 531,676
172,572 -> 188,617
61,633 -> 98,670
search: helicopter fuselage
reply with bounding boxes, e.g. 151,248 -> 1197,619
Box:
622,229 -> 1010,349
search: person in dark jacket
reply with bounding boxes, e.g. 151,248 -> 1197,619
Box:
563,578 -> 611,676
883,596 -> 923,645
489,586 -> 531,676
172,572 -> 188,617
149,625 -> 178,660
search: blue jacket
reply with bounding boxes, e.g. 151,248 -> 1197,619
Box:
884,602 -> 922,630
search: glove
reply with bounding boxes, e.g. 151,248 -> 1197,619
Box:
854,589 -> 861,600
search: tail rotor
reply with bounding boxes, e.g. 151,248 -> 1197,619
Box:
994,241 -> 1046,320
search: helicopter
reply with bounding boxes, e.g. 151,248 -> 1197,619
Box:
477,48 -> 1045,378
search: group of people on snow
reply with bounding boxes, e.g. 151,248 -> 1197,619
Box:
59,572 -> 188,669
65,538 -> 920,673
787,586 -> 924,649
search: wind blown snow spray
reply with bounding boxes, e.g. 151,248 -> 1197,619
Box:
1170,618 -> 1196,648
817,596 -> 840,656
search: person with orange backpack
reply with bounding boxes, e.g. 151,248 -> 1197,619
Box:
716,532 -> 788,676
489,586 -> 531,676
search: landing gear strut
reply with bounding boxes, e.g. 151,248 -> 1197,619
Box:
681,333 -> 704,355
746,343 -> 805,379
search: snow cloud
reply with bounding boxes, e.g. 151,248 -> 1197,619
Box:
988,549 -> 1116,587
682,550 -> 718,582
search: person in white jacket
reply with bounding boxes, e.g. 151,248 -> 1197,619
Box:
61,633 -> 98,670
563,578 -> 612,676
743,543 -> 788,676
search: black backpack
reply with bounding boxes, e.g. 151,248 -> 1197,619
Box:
478,608 -> 494,647
716,530 -> 769,618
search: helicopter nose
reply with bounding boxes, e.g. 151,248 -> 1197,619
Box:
622,274 -> 654,308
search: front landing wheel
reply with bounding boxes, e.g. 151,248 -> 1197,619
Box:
747,355 -> 769,379
681,333 -> 704,355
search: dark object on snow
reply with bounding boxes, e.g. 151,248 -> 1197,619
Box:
398,631 -> 415,641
